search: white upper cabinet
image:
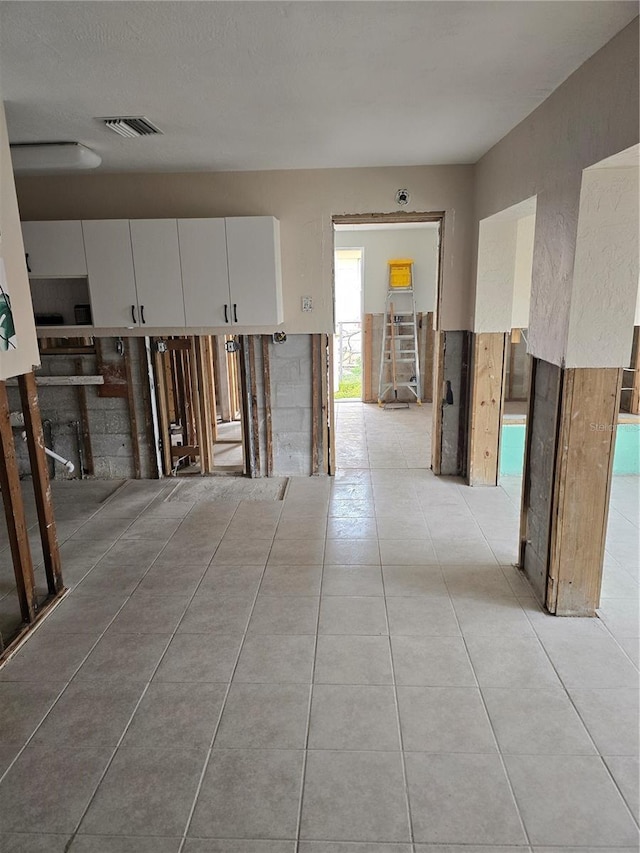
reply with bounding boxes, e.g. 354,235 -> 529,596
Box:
22,215 -> 283,330
129,219 -> 186,328
178,218 -> 231,327
83,220 -> 139,328
225,216 -> 283,325
22,221 -> 87,277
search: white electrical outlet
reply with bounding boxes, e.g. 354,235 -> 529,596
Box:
302,296 -> 313,312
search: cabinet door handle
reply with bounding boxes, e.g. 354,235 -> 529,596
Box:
140,305 -> 146,324
233,303 -> 238,323
131,304 -> 137,324
25,253 -> 31,273
224,304 -> 229,324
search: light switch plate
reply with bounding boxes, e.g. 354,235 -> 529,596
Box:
302,296 -> 313,312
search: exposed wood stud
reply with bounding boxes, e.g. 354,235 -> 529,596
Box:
204,337 -> 217,443
123,340 -> 141,479
423,311 -> 435,403
621,326 -> 640,415
195,336 -> 215,474
321,333 -> 330,475
0,380 -> 38,623
188,337 -> 205,471
74,358 -> 94,476
138,338 -> 158,478
238,336 -> 255,477
518,354 -> 536,571
468,332 -> 508,486
261,335 -> 274,477
333,212 -> 445,225
17,372 -> 64,596
328,332 -> 336,475
311,333 -> 321,475
152,343 -> 172,476
547,367 -> 622,615
431,331 -> 446,475
363,313 -> 373,403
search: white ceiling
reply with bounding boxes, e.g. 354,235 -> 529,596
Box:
0,1 -> 637,174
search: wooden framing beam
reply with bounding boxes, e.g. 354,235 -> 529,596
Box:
138,338 -> 158,478
194,336 -> 214,474
423,311 -> 434,403
123,340 -> 141,479
321,333 -> 330,475
311,333 -> 321,475
204,337 -> 218,448
621,326 -> 640,415
468,332 -> 508,486
189,337 -> 206,471
152,344 -> 172,476
431,331 -> 445,475
363,313 -> 373,403
328,332 -> 336,475
546,367 -> 622,615
17,372 -> 63,596
0,380 -> 38,623
74,358 -> 94,477
238,336 -> 256,477
261,335 -> 274,477
518,354 -> 536,572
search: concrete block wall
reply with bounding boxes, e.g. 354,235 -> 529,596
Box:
269,334 -> 314,476
8,338 -> 155,480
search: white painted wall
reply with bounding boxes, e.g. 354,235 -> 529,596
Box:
473,198 -> 536,333
0,101 -> 39,380
565,164 -> 639,367
15,165 -> 473,334
475,19 -> 639,366
473,217 -> 518,333
512,213 -> 535,329
334,227 -> 438,315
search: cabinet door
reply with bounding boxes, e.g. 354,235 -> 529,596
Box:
178,219 -> 231,327
225,216 -> 283,325
21,221 -> 87,277
130,220 -> 186,328
83,220 -> 139,328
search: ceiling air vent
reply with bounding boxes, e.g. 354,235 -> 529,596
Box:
101,117 -> 163,138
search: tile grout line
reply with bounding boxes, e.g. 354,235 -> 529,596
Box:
528,617 -> 640,832
293,507 -> 328,853
0,484 -> 181,788
439,567 -> 534,852
176,497 -> 288,852
59,495 -> 244,851
378,531 -> 418,851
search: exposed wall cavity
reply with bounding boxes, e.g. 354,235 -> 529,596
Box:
521,358 -> 562,602
439,330 -> 470,477
8,339 -> 155,480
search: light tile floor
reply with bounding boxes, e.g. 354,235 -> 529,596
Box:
0,401 -> 637,851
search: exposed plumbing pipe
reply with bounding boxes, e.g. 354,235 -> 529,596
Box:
19,431 -> 75,474
44,446 -> 75,474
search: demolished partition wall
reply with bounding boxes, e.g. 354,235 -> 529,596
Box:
473,19 -> 639,614
0,98 -> 65,655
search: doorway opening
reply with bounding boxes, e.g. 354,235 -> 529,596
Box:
331,213 -> 444,469
334,248 -> 364,400
152,334 -> 246,476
